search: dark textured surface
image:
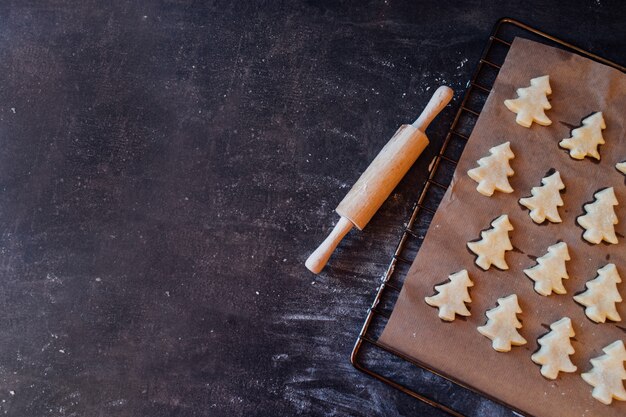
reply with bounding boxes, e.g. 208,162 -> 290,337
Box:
0,1 -> 623,416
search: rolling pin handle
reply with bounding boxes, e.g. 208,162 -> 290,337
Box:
305,216 -> 354,274
412,86 -> 454,131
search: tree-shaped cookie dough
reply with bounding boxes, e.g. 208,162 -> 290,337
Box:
477,294 -> 527,352
523,241 -> 570,296
574,263 -> 622,323
425,270 -> 474,321
617,161 -> 626,175
504,75 -> 552,127
467,214 -> 513,271
531,317 -> 577,379
519,171 -> 565,224
581,340 -> 626,405
577,187 -> 619,245
559,112 -> 606,160
467,142 -> 515,197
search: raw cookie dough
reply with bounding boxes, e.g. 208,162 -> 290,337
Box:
424,270 -> 474,321
559,112 -> 606,160
573,263 -> 622,323
467,141 -> 515,197
523,241 -> 570,296
577,187 -> 619,245
504,75 -> 552,127
519,171 -> 565,224
581,340 -> 626,405
531,317 -> 577,380
477,294 -> 527,352
467,214 -> 513,270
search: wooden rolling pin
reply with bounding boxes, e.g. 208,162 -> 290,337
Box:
306,86 -> 453,274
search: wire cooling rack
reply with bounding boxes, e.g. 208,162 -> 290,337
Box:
350,18 -> 626,417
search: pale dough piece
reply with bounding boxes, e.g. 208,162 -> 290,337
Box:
576,187 -> 619,245
477,294 -> 527,352
504,75 -> 552,127
559,112 -> 606,160
573,263 -> 622,323
467,214 -> 513,270
467,142 -> 515,196
425,270 -> 474,321
531,317 -> 577,380
617,161 -> 626,175
581,340 -> 626,405
523,241 -> 570,296
519,171 -> 565,224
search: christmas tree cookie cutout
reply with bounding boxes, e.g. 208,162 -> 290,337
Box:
617,161 -> 626,175
577,187 -> 619,245
467,142 -> 515,197
581,340 -> 626,405
574,263 -> 622,323
425,270 -> 474,321
504,75 -> 552,127
519,171 -> 565,224
523,241 -> 570,296
559,112 -> 606,160
467,214 -> 513,270
478,294 -> 527,352
531,317 -> 577,379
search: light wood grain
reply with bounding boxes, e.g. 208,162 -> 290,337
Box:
306,86 -> 453,274
305,217 -> 353,274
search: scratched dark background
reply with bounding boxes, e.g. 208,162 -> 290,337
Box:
0,1 -> 624,416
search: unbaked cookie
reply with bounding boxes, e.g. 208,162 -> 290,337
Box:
559,112 -> 606,160
467,214 -> 513,270
424,270 -> 474,321
519,171 -> 565,224
531,317 -> 577,380
477,294 -> 527,352
504,75 -> 552,127
523,241 -> 570,296
581,340 -> 626,405
573,263 -> 622,323
467,142 -> 515,197
577,187 -> 619,245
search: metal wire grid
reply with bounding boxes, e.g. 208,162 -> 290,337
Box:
350,18 -> 626,417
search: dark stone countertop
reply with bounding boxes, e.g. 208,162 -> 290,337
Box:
0,1 -> 624,416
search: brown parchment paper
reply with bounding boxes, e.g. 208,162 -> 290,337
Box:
379,38 -> 626,417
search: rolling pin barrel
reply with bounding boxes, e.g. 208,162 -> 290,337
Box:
306,86 -> 453,274
335,124 -> 427,230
